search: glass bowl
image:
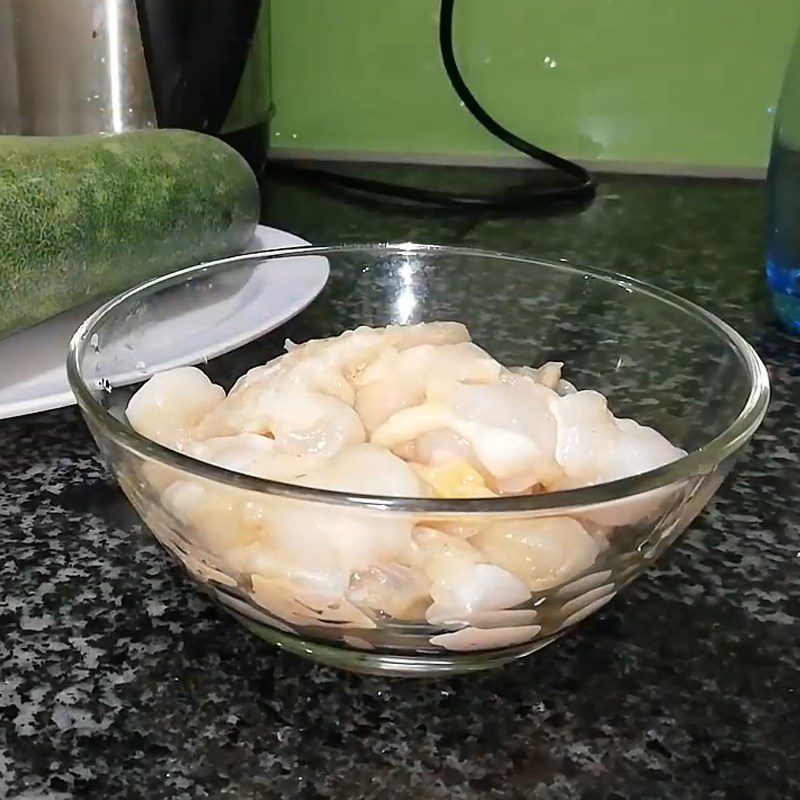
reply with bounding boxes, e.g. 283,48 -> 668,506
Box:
67,244 -> 769,677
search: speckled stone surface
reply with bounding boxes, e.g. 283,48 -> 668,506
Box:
1,166 -> 798,799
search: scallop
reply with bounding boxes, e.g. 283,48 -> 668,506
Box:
413,427 -> 476,465
549,391 -> 684,486
249,575 -> 376,630
547,391 -> 686,525
226,537 -> 350,597
371,376 -> 564,492
258,322 -> 471,408
346,562 -> 431,619
354,341 -> 501,433
383,321 -> 470,350
184,433 -> 323,481
426,563 -> 532,625
404,524 -> 483,569
162,479 -> 257,557
403,526 -> 531,624
194,388 -> 365,460
258,445 -> 421,578
509,362 -> 576,395
126,366 -> 225,449
472,516 -> 601,591
297,442 -> 423,497
447,376 -> 563,486
508,361 -> 562,390
412,459 -> 496,498
221,445 -> 424,598
430,624 -> 541,652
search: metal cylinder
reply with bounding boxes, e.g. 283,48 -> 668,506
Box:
0,0 -> 156,135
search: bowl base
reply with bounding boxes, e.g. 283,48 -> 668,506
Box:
235,613 -> 563,677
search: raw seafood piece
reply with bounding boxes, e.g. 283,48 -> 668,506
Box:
194,388 -> 365,458
296,441 -> 422,497
250,575 -> 377,630
162,479 -> 258,557
405,524 -> 476,565
232,445 -> 422,595
184,433 -> 323,481
412,427 -> 478,466
548,390 -> 686,525
510,362 -> 576,395
354,341 -> 501,433
231,321 -> 470,407
426,562 -> 532,625
126,366 -> 224,449
346,562 -> 431,619
412,459 -> 496,498
549,390 -> 684,487
403,526 -> 531,624
371,375 -> 564,491
227,529 -> 350,597
472,517 -> 601,592
429,625 -> 542,652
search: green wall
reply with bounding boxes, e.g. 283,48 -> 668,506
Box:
269,0 -> 800,171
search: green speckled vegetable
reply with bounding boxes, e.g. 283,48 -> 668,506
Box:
0,129 -> 260,339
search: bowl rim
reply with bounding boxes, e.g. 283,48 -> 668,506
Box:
67,242 -> 771,514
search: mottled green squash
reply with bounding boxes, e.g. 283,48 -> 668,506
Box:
0,129 -> 260,339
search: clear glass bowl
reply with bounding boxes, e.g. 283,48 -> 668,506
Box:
67,244 -> 770,677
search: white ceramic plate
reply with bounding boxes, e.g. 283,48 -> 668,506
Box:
0,225 -> 327,419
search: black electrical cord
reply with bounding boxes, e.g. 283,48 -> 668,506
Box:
268,0 -> 596,211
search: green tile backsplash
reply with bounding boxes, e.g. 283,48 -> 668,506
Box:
269,0 -> 800,172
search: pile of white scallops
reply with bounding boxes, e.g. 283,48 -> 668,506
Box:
127,322 -> 684,647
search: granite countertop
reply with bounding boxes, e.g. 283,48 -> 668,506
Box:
1,165 -> 798,799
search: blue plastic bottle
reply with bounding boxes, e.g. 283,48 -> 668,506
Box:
767,30 -> 800,333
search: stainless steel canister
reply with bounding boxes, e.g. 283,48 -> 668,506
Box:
0,0 -> 156,135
